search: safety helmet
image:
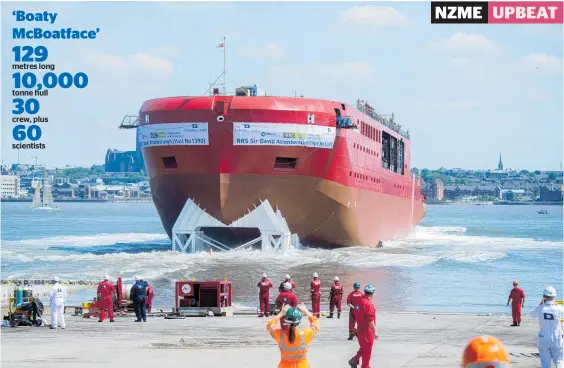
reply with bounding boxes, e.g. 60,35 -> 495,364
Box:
53,276 -> 60,282
283,282 -> 292,291
353,282 -> 361,289
512,280 -> 518,285
104,275 -> 110,281
285,274 -> 291,280
461,335 -> 510,368
364,284 -> 375,294
262,273 -> 267,278
134,275 -> 140,281
334,276 -> 339,282
543,286 -> 556,297
284,307 -> 302,325
313,272 -> 318,278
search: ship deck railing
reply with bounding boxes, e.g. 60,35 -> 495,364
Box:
356,103 -> 410,139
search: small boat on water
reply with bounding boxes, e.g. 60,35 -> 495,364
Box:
31,178 -> 59,211
537,209 -> 548,214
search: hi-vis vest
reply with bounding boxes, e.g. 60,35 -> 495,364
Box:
279,329 -> 308,360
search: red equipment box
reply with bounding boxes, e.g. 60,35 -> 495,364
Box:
174,280 -> 233,316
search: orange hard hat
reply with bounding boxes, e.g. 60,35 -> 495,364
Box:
461,335 -> 510,367
512,280 -> 518,285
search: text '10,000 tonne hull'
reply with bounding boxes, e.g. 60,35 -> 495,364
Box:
138,94 -> 426,248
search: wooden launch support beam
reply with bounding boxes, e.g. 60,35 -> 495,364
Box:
171,198 -> 299,253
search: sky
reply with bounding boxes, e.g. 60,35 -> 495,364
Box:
1,1 -> 562,170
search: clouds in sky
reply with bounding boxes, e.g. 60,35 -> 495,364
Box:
0,2 -> 561,170
239,43 -> 286,60
339,5 -> 410,28
430,32 -> 498,53
87,52 -> 174,77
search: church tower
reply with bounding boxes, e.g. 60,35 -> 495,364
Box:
497,153 -> 503,171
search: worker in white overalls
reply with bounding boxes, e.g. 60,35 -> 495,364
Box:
49,276 -> 67,329
530,286 -> 564,368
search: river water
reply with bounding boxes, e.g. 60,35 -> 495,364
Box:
1,202 -> 562,314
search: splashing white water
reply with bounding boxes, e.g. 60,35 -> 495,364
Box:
1,225 -> 560,280
2,233 -> 168,248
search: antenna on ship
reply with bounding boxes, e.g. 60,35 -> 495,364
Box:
203,37 -> 227,96
222,36 -> 226,95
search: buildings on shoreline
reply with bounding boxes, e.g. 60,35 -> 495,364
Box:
0,164 -> 150,201
418,155 -> 563,203
2,153 -> 562,204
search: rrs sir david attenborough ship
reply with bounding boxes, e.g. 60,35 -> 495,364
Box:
134,84 -> 426,248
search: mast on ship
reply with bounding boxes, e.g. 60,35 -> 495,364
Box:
204,37 -> 227,96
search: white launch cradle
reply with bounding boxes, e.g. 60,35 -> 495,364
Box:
171,198 -> 299,253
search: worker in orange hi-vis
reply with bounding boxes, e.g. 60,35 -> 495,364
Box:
97,275 -> 116,323
507,280 -> 526,326
266,303 -> 319,368
461,335 -> 511,368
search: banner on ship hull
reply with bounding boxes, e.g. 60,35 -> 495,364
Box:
137,123 -> 209,147
233,122 -> 336,149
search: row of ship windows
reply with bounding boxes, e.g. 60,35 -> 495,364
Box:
349,171 -> 381,183
359,121 -> 381,143
348,171 -> 408,190
352,143 -> 378,157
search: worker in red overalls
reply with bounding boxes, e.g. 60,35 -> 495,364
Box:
349,284 -> 377,368
279,274 -> 296,292
346,281 -> 364,340
507,280 -> 525,326
257,273 -> 273,317
97,275 -> 116,323
146,284 -> 154,313
328,276 -> 343,319
310,272 -> 321,318
276,282 -> 299,329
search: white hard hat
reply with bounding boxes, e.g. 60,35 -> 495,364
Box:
285,274 -> 291,280
104,275 -> 110,281
53,276 -> 59,282
134,275 -> 140,281
283,282 -> 292,291
334,276 -> 339,282
313,272 -> 318,278
262,273 -> 267,278
543,286 -> 556,297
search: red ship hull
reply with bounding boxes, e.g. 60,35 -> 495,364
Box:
139,95 -> 426,248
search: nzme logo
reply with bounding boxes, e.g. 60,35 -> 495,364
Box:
431,1 -> 563,24
431,2 -> 488,23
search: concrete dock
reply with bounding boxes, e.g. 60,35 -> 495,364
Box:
1,311 -> 539,367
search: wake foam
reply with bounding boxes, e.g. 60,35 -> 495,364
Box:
390,225 -> 562,250
2,225 -> 560,279
2,233 -> 168,248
